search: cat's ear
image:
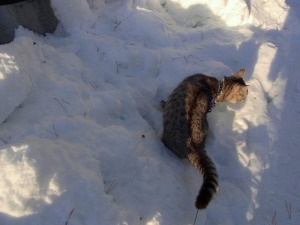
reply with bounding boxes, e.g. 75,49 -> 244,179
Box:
234,69 -> 245,78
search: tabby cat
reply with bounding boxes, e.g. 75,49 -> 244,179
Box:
162,69 -> 248,209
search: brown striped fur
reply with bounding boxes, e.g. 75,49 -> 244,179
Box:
162,69 -> 248,209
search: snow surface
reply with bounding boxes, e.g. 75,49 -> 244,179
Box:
0,0 -> 300,224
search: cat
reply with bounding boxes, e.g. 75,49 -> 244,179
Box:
162,69 -> 248,209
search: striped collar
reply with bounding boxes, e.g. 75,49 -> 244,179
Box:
208,80 -> 223,112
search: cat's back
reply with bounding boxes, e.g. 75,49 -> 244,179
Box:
162,74 -> 213,157
163,74 -> 211,109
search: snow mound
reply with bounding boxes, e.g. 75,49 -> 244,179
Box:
0,42 -> 32,124
0,136 -> 118,224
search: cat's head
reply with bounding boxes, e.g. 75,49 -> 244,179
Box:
217,69 -> 248,104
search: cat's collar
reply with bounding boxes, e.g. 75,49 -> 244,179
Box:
208,80 -> 223,112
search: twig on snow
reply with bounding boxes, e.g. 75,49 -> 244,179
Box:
65,208 -> 75,225
114,21 -> 122,31
61,99 -> 71,105
186,55 -> 204,65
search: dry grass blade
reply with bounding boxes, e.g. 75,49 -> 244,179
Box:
193,210 -> 199,225
106,180 -> 118,194
46,124 -> 59,138
54,97 -> 68,114
285,200 -> 292,219
271,211 -> 277,225
184,56 -> 188,64
116,61 -> 119,74
89,81 -> 97,90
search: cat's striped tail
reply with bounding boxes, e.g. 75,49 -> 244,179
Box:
187,150 -> 219,209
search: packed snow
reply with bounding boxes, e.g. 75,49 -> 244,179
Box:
0,0 -> 300,224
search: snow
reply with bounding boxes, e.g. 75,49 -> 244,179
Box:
0,52 -> 31,124
0,0 -> 300,224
